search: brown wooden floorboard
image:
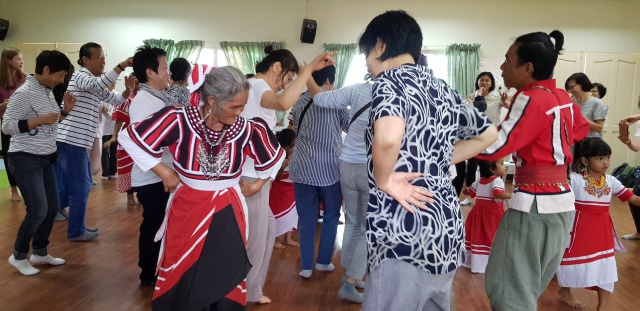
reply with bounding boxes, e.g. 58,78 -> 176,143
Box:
1,179 -> 639,310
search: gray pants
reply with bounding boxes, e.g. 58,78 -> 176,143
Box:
243,178 -> 276,302
363,259 -> 455,311
339,161 -> 369,280
485,200 -> 572,311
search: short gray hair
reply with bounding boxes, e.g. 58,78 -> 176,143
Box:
200,66 -> 250,109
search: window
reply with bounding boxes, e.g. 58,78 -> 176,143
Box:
341,49 -> 449,88
195,44 -> 228,67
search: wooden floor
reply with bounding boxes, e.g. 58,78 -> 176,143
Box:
1,178 -> 640,311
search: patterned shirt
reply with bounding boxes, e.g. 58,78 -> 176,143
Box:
57,68 -> 125,148
366,64 -> 491,275
1,75 -> 59,155
166,85 -> 190,106
119,105 -> 284,187
288,92 -> 349,186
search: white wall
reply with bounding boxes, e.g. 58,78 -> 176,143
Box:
1,0 -> 639,79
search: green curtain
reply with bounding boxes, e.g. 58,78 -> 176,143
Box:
143,38 -> 176,61
446,43 -> 481,96
323,43 -> 358,89
219,41 -> 286,75
172,40 -> 205,62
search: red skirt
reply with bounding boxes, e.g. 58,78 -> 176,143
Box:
116,146 -> 133,193
269,180 -> 298,236
152,185 -> 250,311
464,199 -> 504,273
556,204 -> 618,290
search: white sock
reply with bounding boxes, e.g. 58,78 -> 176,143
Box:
8,255 -> 40,276
30,254 -> 65,266
315,263 -> 335,271
299,269 -> 312,278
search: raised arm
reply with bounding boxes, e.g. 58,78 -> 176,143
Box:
259,52 -> 336,111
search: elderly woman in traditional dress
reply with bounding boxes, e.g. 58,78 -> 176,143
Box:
119,66 -> 284,311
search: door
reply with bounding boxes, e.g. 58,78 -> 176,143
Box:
15,43 -> 56,74
554,51 -> 584,90
584,52 -> 640,168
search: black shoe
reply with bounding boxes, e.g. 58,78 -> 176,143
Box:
140,279 -> 156,286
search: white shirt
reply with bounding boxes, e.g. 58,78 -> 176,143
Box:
128,90 -> 174,187
240,78 -> 275,178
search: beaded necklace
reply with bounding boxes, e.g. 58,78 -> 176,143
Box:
196,107 -> 229,180
582,171 -> 610,198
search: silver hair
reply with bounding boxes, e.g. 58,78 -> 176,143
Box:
199,66 -> 250,110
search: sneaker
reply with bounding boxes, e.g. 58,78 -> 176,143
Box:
621,233 -> 640,240
101,176 -> 108,181
68,231 -> 100,242
108,175 -> 117,179
341,274 -> 365,289
8,256 -> 39,276
338,282 -> 364,303
29,254 -> 65,266
55,208 -> 68,221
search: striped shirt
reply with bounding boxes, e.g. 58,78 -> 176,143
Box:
288,92 -> 349,186
1,75 -> 60,155
57,67 -> 125,148
313,83 -> 372,164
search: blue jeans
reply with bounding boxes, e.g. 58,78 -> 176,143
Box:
8,153 -> 59,259
294,182 -> 342,270
54,142 -> 92,239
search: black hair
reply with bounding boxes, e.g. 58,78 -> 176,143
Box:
565,72 -> 592,92
254,46 -> 299,82
35,50 -> 72,75
475,71 -> 496,92
571,137 -> 612,172
358,10 -> 423,64
513,30 -> 563,81
133,45 -> 167,84
276,128 -> 296,148
169,58 -> 191,82
53,66 -> 75,106
418,54 -> 428,67
77,42 -> 102,67
592,82 -> 607,99
312,65 -> 336,86
478,159 -> 499,178
245,73 -> 255,79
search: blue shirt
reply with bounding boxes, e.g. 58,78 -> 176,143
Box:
288,92 -> 349,186
313,83 -> 372,164
366,64 -> 491,274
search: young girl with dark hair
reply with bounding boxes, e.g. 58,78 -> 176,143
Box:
269,128 -> 298,249
557,137 -> 640,311
462,159 -> 511,274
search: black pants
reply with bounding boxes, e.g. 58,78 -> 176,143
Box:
630,184 -> 640,233
101,135 -> 117,177
137,181 -> 170,281
453,158 -> 479,195
1,119 -> 18,187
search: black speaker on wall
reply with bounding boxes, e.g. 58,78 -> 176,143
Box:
300,19 -> 317,44
0,19 -> 9,41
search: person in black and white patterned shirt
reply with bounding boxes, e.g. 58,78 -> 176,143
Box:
358,11 -> 498,310
3,50 -> 75,275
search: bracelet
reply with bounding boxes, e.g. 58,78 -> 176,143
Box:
60,109 -> 69,117
117,64 -> 126,71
